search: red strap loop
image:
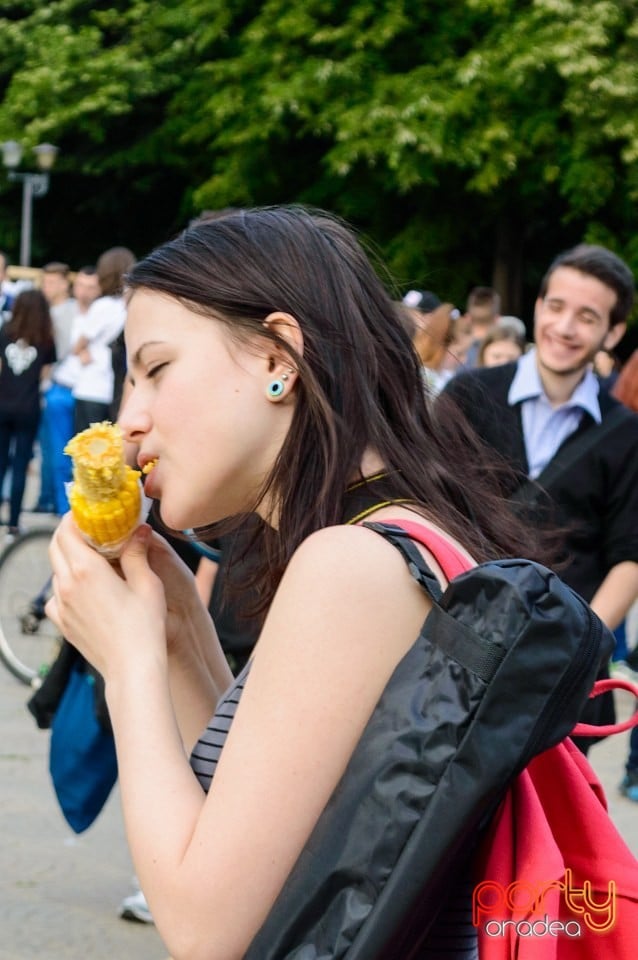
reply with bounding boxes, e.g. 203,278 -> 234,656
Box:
571,677 -> 638,737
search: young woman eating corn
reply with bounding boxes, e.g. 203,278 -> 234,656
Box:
46,207 -> 536,960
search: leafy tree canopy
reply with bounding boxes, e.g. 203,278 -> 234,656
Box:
0,0 -> 636,321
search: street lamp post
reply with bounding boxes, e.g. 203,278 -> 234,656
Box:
1,141 -> 59,267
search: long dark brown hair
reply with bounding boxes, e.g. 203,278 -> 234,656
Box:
97,246 -> 136,297
126,206 -> 541,613
6,289 -> 54,349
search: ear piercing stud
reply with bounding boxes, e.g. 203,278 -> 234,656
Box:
266,369 -> 294,400
267,379 -> 285,399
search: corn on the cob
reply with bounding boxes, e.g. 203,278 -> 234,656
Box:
64,421 -> 141,550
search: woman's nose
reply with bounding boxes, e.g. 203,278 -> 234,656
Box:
116,388 -> 151,442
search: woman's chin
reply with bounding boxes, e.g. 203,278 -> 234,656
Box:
158,502 -> 225,533
156,501 -> 195,534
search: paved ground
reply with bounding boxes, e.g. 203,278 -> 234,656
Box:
588,687 -> 638,855
0,665 -> 167,960
0,488 -> 168,959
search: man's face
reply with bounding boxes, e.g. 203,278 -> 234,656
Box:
534,266 -> 624,377
469,305 -> 497,332
73,271 -> 100,310
40,271 -> 70,306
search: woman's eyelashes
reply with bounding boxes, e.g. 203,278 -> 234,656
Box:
126,360 -> 167,388
146,362 -> 168,380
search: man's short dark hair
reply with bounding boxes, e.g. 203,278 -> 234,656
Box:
0,251 -> 9,273
77,265 -> 97,275
539,244 -> 635,328
42,261 -> 70,277
466,286 -> 501,314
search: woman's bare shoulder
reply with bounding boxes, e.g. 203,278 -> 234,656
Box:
280,522 -> 420,593
247,522 -> 432,686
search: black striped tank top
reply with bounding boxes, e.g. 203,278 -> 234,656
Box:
189,662 -> 477,958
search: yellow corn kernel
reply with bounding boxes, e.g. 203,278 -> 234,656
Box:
65,421 -> 141,547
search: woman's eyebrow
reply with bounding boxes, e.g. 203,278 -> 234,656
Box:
130,341 -> 165,367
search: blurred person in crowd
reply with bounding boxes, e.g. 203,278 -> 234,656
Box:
0,251 -> 14,323
442,309 -> 474,378
401,289 -> 461,395
72,247 -> 136,432
613,349 -> 638,411
40,262 -> 77,360
41,266 -> 101,515
0,290 -> 56,539
72,266 -> 101,316
477,325 -> 526,368
463,285 -> 501,367
593,347 -> 621,390
496,314 -> 527,340
36,262 -> 78,513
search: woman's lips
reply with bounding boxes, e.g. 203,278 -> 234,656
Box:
140,459 -> 159,497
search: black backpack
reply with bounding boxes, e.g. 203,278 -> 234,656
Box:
245,520 -> 614,959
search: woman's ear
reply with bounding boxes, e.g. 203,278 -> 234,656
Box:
262,312 -> 303,394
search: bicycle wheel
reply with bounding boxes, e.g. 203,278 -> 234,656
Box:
0,527 -> 61,686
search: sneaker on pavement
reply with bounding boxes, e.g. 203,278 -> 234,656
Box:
118,889 -> 154,924
618,769 -> 638,803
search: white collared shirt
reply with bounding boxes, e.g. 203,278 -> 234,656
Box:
508,348 -> 601,479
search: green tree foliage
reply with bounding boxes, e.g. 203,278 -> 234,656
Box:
0,0 -> 636,321
0,0 -> 198,263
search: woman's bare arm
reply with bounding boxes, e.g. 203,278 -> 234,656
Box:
106,523 -> 431,960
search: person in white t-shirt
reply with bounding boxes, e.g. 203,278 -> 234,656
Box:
38,265 -> 101,514
72,247 -> 136,432
35,263 -> 78,513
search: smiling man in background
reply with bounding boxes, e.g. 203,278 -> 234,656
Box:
442,244 -> 638,751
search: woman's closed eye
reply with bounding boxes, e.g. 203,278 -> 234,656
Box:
147,362 -> 168,379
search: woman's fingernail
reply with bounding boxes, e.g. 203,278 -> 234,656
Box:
133,523 -> 150,543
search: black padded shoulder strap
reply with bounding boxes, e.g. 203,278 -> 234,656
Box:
362,522 -> 445,602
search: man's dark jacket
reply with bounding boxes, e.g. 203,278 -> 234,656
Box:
442,361 -> 638,606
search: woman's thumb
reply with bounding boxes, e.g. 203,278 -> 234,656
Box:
118,524 -> 153,585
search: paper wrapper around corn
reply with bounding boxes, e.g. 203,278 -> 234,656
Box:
65,421 -> 146,558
